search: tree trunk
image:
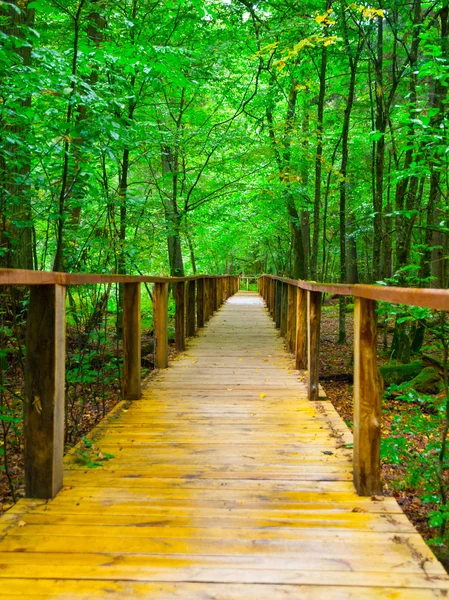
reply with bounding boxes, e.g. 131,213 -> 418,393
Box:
310,12 -> 329,279
0,0 -> 34,270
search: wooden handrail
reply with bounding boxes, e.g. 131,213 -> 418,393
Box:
258,274 -> 449,498
264,274 -> 449,311
1,268 -> 239,500
0,268 -> 236,286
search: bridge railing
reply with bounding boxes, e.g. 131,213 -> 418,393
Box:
0,269 -> 239,499
258,274 -> 449,497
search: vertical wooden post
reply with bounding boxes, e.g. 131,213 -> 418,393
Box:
186,280 -> 196,337
153,281 -> 168,369
204,278 -> 211,322
24,284 -> 66,499
353,297 -> 382,496
123,282 -> 141,400
217,278 -> 222,307
213,278 -> 219,312
197,277 -> 205,328
270,278 -> 275,319
280,282 -> 288,337
307,290 -> 322,401
175,281 -> 185,351
275,280 -> 282,328
296,287 -> 307,369
287,285 -> 297,353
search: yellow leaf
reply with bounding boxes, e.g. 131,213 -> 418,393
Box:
259,393 -> 266,398
18,521 -> 26,527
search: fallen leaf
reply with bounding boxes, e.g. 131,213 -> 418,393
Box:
259,393 -> 266,398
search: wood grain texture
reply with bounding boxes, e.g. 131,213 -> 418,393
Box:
4,291 -> 447,598
280,282 -> 288,337
122,283 -> 141,400
24,284 -> 65,499
307,290 -> 322,401
287,284 -> 297,353
175,281 -> 186,351
186,280 -> 196,338
196,278 -> 205,329
153,281 -> 168,369
353,297 -> 383,495
296,287 -> 307,370
275,280 -> 282,328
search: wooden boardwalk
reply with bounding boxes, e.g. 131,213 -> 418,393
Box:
1,291 -> 448,598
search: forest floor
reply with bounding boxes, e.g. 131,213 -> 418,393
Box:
320,298 -> 449,571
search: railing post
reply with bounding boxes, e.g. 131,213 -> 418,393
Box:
296,287 -> 307,369
353,297 -> 382,496
123,282 -> 141,400
197,277 -> 205,328
213,278 -> 219,312
307,290 -> 322,401
204,278 -> 211,322
186,280 -> 196,337
275,280 -> 282,328
24,284 -> 66,499
153,281 -> 168,368
270,278 -> 275,319
281,282 -> 288,337
175,281 -> 185,351
287,285 -> 297,353
217,277 -> 222,306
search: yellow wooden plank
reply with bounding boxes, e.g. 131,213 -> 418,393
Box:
0,291 -> 447,598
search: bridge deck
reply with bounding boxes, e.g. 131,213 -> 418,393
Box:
1,292 -> 448,598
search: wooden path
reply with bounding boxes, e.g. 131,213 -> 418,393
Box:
1,291 -> 449,598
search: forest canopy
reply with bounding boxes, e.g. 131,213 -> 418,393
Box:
1,0 -> 448,285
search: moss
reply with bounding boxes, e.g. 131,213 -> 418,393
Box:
379,362 -> 424,386
406,367 -> 444,395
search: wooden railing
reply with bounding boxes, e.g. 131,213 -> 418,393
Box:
258,274 -> 449,497
0,269 -> 239,499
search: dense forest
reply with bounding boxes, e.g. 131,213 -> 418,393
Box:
2,0 -> 449,558
1,0 -> 448,286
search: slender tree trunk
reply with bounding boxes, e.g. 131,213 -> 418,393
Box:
311,9 -> 329,279
373,15 -> 385,281
53,0 -> 86,272
0,0 -> 34,269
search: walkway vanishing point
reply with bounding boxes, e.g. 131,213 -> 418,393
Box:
1,290 -> 449,599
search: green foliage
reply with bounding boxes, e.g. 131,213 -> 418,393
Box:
74,436 -> 115,469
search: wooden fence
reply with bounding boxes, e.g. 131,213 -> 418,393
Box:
0,269 -> 239,499
258,274 -> 449,497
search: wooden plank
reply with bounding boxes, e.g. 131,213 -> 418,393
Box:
175,281 -> 185,351
213,278 -> 219,312
287,284 -> 296,353
204,278 -> 211,322
196,277 -> 205,328
295,287 -> 307,370
2,290 -> 447,598
353,297 -> 383,496
153,281 -> 168,368
280,282 -> 288,337
122,282 -> 141,400
186,280 -> 196,337
24,284 -> 65,499
307,290 -> 322,401
275,280 -> 282,328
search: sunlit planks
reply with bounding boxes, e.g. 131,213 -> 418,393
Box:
0,291 -> 448,599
